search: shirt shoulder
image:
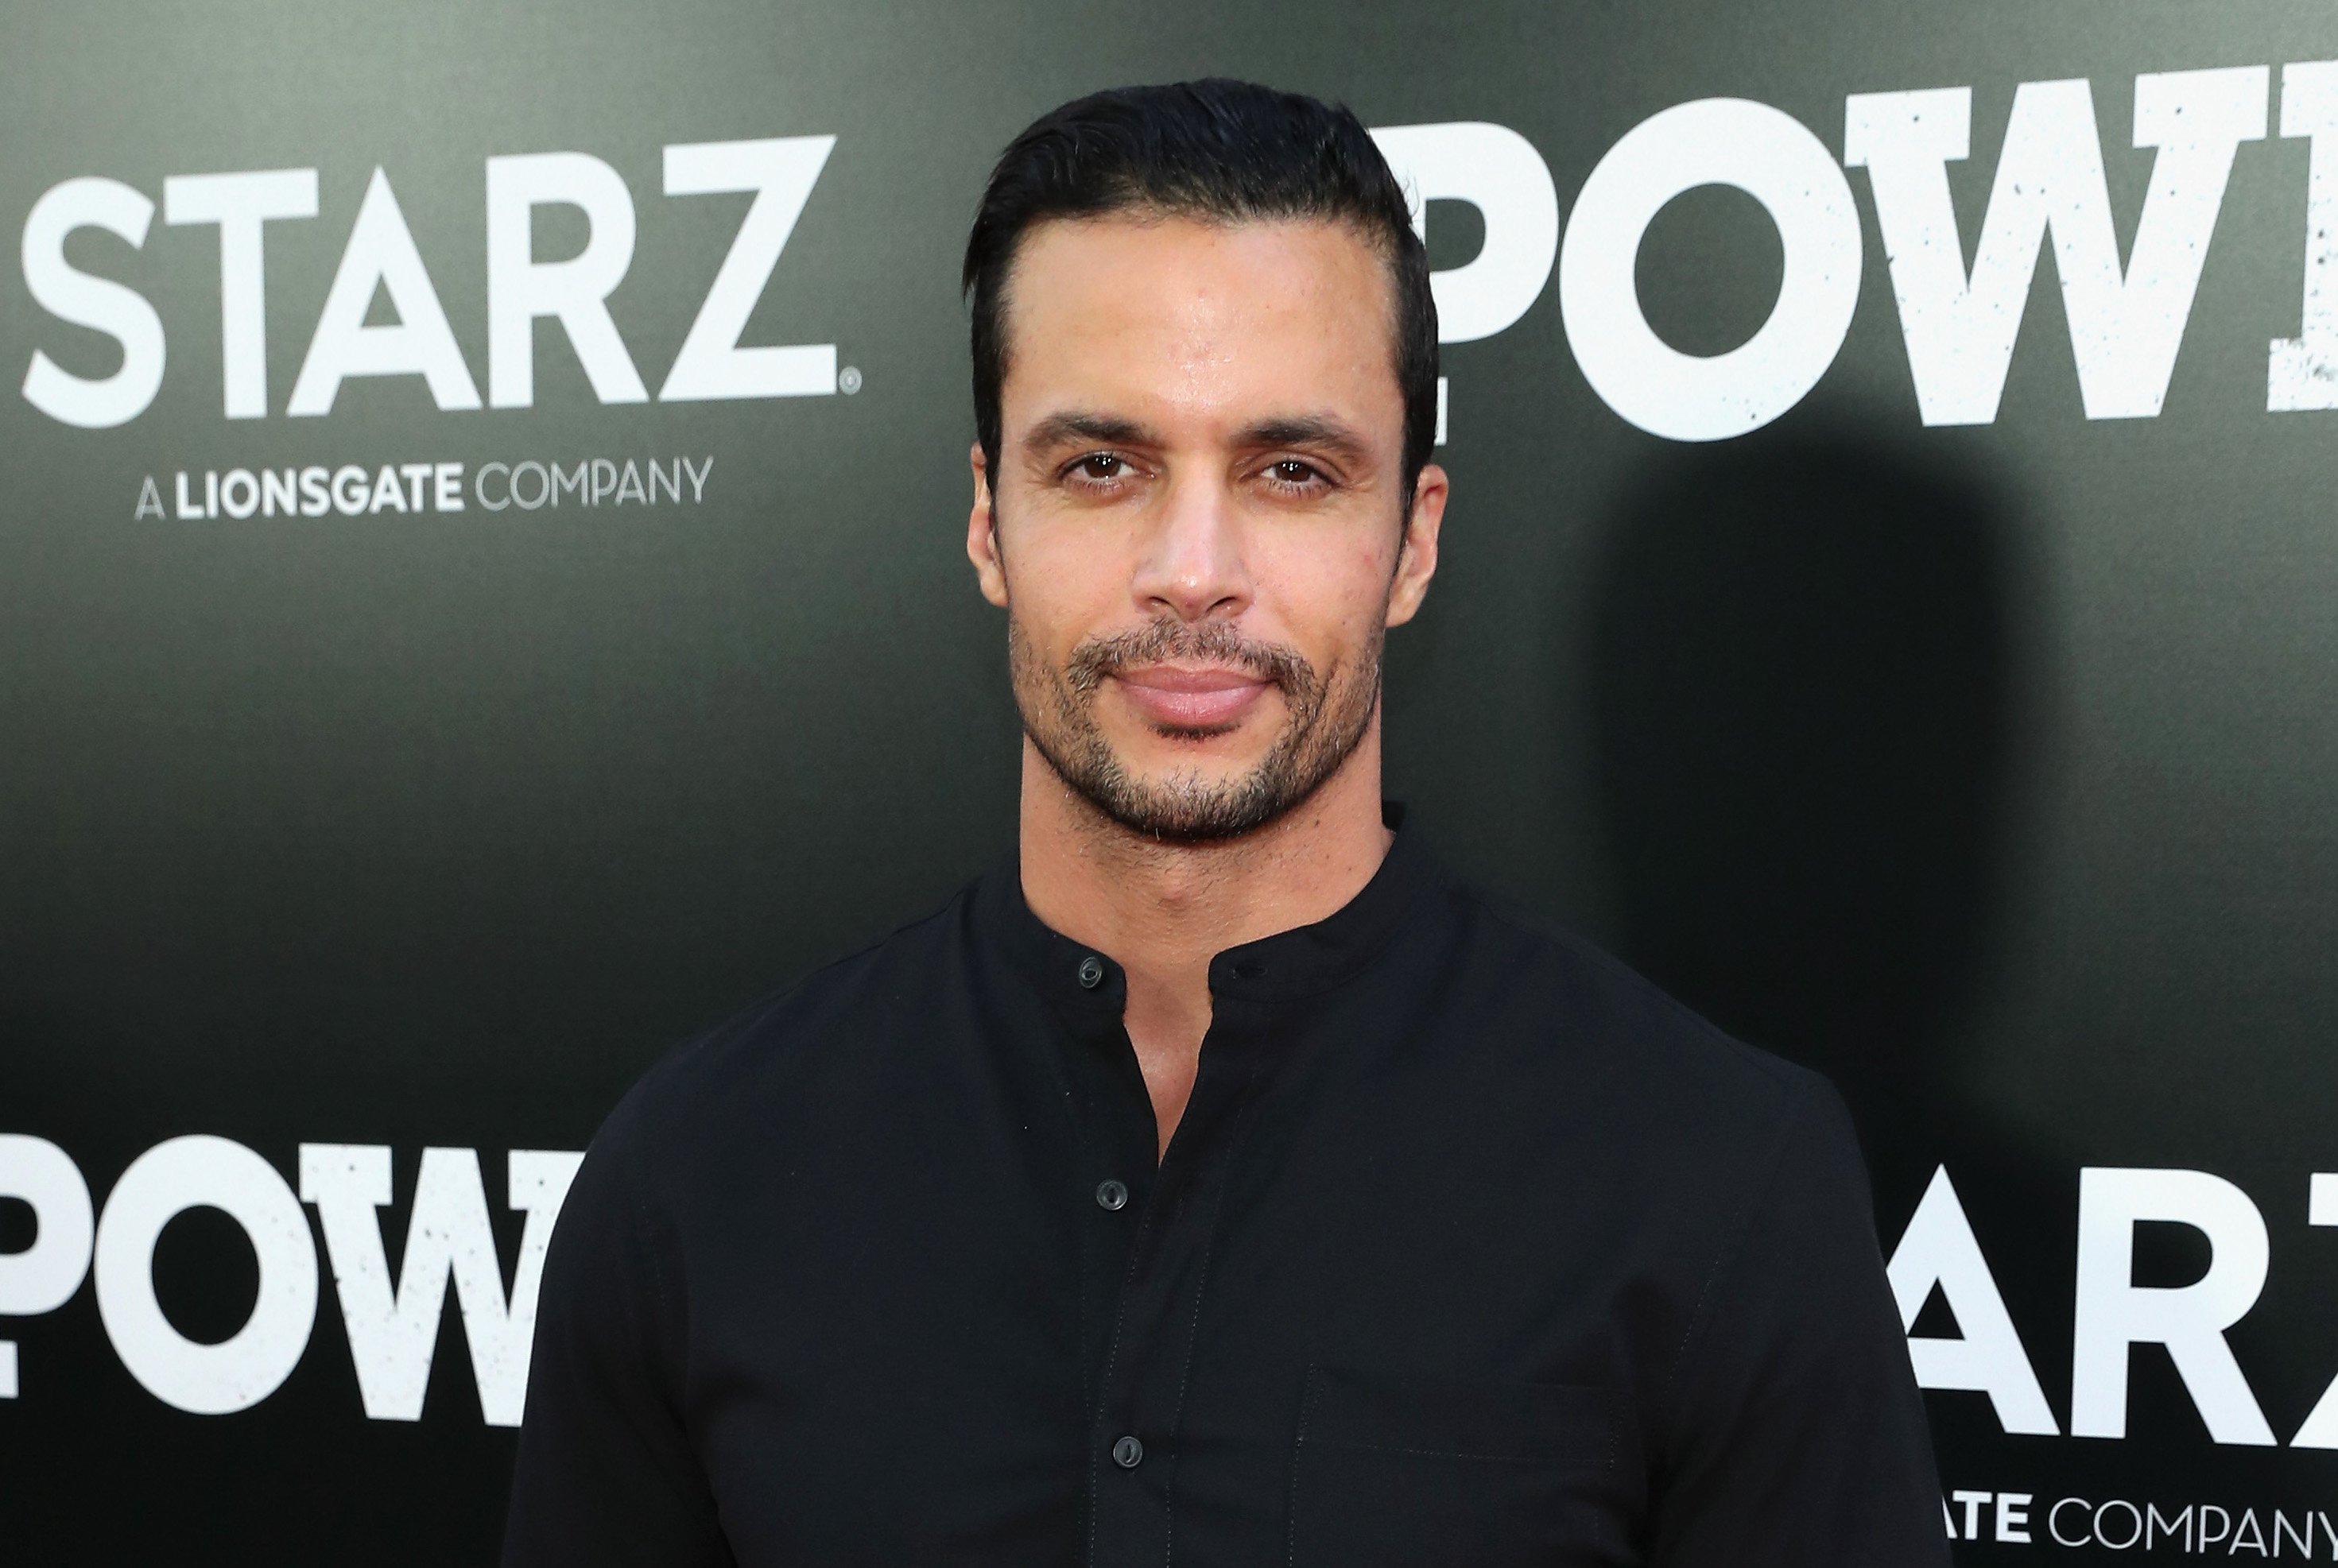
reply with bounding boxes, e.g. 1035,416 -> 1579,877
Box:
1429,875 -> 1840,1166
596,879 -> 984,1169
1439,877 -> 1813,1083
1425,880 -> 1909,1460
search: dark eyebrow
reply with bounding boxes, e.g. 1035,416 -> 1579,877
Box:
1022,411 -> 1157,453
1235,414 -> 1371,465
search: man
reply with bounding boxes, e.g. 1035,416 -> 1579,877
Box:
504,79 -> 1946,1566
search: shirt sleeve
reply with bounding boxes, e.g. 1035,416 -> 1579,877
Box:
1649,1079 -> 1949,1568
502,1090 -> 735,1568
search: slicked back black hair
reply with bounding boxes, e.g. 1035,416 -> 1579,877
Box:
964,79 -> 1438,503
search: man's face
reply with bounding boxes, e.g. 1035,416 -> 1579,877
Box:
967,212 -> 1445,841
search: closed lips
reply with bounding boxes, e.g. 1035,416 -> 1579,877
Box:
1112,665 -> 1272,727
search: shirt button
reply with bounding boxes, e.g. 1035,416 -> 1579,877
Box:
1111,1434 -> 1144,1469
1094,1179 -> 1129,1211
1076,955 -> 1105,989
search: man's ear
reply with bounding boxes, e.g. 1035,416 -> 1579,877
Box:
1385,461 -> 1448,628
967,441 -> 1010,608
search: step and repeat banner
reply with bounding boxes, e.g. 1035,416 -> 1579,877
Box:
7,0 -> 2338,1559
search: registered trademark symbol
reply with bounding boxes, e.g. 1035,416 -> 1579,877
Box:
838,366 -> 863,394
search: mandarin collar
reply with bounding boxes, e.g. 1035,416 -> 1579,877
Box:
979,803 -> 1439,1010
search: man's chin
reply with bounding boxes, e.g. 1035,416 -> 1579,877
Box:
1036,741 -> 1294,843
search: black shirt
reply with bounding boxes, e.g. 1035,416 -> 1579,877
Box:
504,813 -> 1946,1566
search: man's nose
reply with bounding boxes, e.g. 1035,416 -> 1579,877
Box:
1131,471 -> 1252,624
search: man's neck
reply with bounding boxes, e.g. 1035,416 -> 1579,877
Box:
1018,722 -> 1394,1158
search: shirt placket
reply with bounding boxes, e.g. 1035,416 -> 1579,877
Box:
1080,984 -> 1271,1568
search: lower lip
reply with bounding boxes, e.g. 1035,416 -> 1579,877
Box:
1112,675 -> 1271,730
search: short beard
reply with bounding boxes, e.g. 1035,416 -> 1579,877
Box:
1010,613 -> 1382,843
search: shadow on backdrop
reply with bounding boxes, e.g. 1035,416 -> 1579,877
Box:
1580,428 -> 2338,1506
1582,427 -> 2022,1154
1580,425 -> 2088,1473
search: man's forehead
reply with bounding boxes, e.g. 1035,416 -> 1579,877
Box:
1008,213 -> 1383,331
997,211 -> 1402,424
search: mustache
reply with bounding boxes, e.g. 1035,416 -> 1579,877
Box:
1061,619 -> 1318,699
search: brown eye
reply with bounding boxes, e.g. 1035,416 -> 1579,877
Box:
1265,459 -> 1323,487
1075,454 -> 1126,482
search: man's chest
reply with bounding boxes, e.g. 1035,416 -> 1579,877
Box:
676,1140 -> 1661,1567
